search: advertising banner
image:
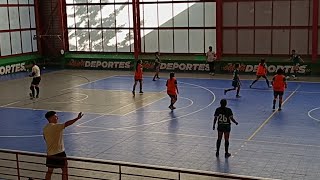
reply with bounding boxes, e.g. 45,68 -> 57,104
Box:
0,62 -> 30,76
65,59 -> 132,70
64,58 -> 315,75
219,62 -> 312,75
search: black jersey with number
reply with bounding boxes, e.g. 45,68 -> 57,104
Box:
214,107 -> 233,126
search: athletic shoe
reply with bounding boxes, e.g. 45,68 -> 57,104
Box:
168,105 -> 173,110
29,93 -> 34,99
211,73 -> 215,76
272,105 -> 275,110
216,152 -> 219,157
152,79 -> 156,81
224,90 -> 227,95
172,106 -> 176,109
278,108 -> 282,111
157,77 -> 160,79
132,91 -> 135,96
236,95 -> 241,98
249,84 -> 252,88
225,153 -> 231,158
36,95 -> 39,98
139,91 -> 143,94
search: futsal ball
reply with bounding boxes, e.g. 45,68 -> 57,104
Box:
43,67 -> 46,70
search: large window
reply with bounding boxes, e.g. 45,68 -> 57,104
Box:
0,0 -> 37,57
66,0 -> 217,54
66,0 -> 134,52
223,0 -> 312,55
140,0 -> 216,53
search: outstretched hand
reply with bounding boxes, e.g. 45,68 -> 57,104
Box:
76,112 -> 84,120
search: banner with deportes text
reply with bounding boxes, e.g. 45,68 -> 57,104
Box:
64,58 -> 315,75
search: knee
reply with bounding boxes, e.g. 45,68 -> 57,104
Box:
30,86 -> 34,90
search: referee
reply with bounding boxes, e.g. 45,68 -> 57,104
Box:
213,99 -> 238,158
29,61 -> 41,99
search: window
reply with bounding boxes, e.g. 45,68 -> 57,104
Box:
66,0 -> 133,52
67,0 -> 216,54
0,1 -> 37,57
140,1 -> 217,53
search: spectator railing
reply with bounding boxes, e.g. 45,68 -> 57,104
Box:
0,148 -> 269,180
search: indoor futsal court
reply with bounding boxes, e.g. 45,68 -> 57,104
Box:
1,70 -> 320,179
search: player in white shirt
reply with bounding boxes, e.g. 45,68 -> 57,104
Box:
43,111 -> 84,180
29,61 -> 41,99
206,46 -> 217,75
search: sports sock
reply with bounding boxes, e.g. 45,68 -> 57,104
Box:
225,140 -> 229,154
35,87 -> 39,97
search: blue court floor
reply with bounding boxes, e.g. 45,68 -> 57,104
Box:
1,71 -> 320,179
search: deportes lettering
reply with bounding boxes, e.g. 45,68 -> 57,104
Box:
245,64 -> 307,74
0,63 -> 26,75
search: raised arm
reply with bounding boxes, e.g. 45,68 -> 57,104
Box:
64,112 -> 84,128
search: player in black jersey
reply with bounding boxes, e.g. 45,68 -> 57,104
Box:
224,63 -> 241,98
213,99 -> 238,158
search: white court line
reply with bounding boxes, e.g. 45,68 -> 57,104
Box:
76,94 -> 159,126
112,81 -> 216,130
114,74 -> 320,83
2,106 -> 104,115
308,107 -> 320,122
247,85 -> 301,141
2,125 -> 320,149
61,75 -> 116,91
121,90 -> 167,116
44,93 -> 89,104
77,79 -> 215,130
72,125 -> 320,149
135,97 -> 194,113
0,101 -> 21,108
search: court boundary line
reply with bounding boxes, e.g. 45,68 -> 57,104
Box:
114,74 -> 320,83
1,106 -> 105,115
3,124 -> 320,149
61,75 -> 116,91
0,101 -> 21,108
44,93 -> 89,104
247,85 -> 301,141
76,125 -> 320,149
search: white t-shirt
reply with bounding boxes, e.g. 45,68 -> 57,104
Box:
206,51 -> 216,62
32,65 -> 41,77
43,123 -> 65,155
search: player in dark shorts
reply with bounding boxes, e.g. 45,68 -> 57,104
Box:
153,52 -> 161,81
224,63 -> 241,98
213,99 -> 238,158
166,72 -> 179,110
289,49 -> 304,80
272,68 -> 287,111
249,58 -> 271,88
29,61 -> 41,99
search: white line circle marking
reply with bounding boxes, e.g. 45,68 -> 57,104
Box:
308,107 -> 320,122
